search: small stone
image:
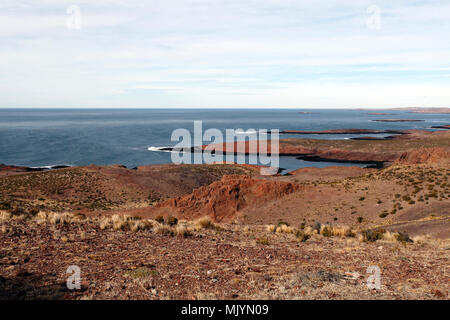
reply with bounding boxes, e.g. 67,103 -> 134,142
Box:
263,274 -> 272,281
431,289 -> 445,299
81,280 -> 90,290
344,272 -> 360,280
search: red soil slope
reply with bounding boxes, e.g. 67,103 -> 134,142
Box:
395,147 -> 450,165
149,175 -> 305,222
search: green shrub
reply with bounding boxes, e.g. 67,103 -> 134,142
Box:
345,229 -> 356,237
379,212 -> 389,218
256,237 -> 270,245
28,208 -> 39,216
312,222 -> 321,233
357,217 -> 364,223
0,201 -> 11,210
127,267 -> 158,279
395,232 -> 413,243
362,229 -> 385,242
321,227 -> 332,237
10,207 -> 27,216
166,215 -> 178,226
295,231 -> 310,242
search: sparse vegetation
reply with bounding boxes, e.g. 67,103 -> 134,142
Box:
295,230 -> 310,242
127,266 -> 157,279
256,236 -> 270,245
166,215 -> 178,226
379,211 -> 389,218
396,232 -> 413,243
194,216 -> 216,230
361,229 -> 385,242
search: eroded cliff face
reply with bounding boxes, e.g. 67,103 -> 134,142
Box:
395,147 -> 450,165
153,175 -> 304,222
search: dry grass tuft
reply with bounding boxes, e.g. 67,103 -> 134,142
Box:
49,212 -> 75,225
0,211 -> 11,221
109,215 -> 153,232
381,231 -> 398,242
194,216 -> 215,230
99,217 -> 112,230
320,225 -> 354,237
277,224 -> 295,234
266,223 -> 295,234
154,223 -> 173,235
175,225 -> 193,238
412,234 -> 432,244
130,219 -> 153,232
33,211 -> 79,225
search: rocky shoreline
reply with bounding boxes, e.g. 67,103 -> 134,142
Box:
431,125 -> 450,129
279,129 -> 405,135
5,129 -> 448,175
294,154 -> 385,168
0,164 -> 72,177
372,119 -> 424,122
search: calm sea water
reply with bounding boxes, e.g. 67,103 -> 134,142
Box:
0,108 -> 448,172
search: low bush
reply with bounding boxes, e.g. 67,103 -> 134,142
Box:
295,230 -> 310,242
166,215 -> 178,226
361,229 -> 385,242
395,232 -> 413,243
379,211 -> 389,218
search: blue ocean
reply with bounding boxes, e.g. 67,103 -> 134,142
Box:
0,108 -> 448,173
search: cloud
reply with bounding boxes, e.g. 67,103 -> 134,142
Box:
0,0 -> 449,107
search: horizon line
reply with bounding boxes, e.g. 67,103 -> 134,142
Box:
0,106 -> 448,110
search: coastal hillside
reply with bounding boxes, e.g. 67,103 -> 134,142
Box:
0,164 -> 258,213
0,130 -> 449,300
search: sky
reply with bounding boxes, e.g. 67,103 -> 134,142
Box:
0,0 -> 450,108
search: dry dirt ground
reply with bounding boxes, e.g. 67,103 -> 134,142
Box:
0,215 -> 448,300
240,163 -> 450,237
